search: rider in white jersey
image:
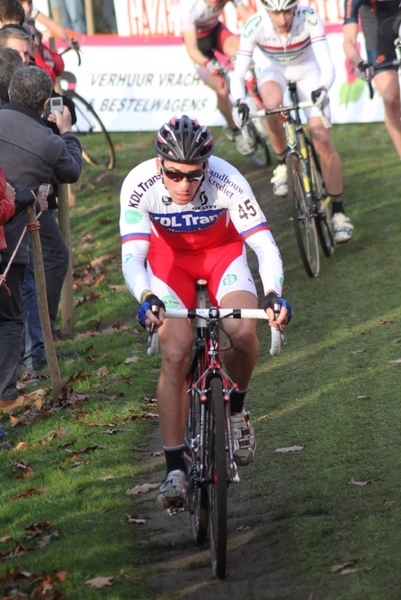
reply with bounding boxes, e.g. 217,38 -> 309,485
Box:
230,0 -> 354,243
178,0 -> 253,154
120,115 -> 291,510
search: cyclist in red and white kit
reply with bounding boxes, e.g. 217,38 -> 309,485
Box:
230,0 -> 354,243
178,0 -> 253,154
343,0 -> 401,158
120,115 -> 291,509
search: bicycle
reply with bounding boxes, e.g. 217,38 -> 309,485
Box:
59,40 -> 116,170
148,280 -> 283,579
215,59 -> 271,167
249,81 -> 335,278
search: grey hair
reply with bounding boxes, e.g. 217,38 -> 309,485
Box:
0,47 -> 23,88
0,26 -> 30,47
9,65 -> 52,110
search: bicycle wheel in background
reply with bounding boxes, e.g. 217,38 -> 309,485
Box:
66,91 -> 115,169
187,381 -> 209,546
307,140 -> 334,257
206,376 -> 227,579
244,120 -> 271,167
287,154 -> 320,278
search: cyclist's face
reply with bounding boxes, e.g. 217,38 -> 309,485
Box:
268,8 -> 296,34
206,0 -> 227,9
157,158 -> 205,205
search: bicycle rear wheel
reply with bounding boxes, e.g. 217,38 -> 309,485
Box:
207,376 -> 227,579
244,121 -> 271,167
66,91 -> 115,169
287,153 -> 319,278
187,386 -> 208,546
307,140 -> 334,257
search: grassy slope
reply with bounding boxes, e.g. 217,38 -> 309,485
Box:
0,124 -> 400,599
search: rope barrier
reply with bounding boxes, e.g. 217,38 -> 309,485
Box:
0,211 -> 42,290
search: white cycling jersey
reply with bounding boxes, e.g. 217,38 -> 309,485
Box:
120,155 -> 283,303
179,0 -> 241,35
230,6 -> 335,101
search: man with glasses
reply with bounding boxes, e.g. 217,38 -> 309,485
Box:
120,115 -> 291,510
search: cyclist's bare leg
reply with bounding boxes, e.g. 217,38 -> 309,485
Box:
204,73 -> 237,130
308,116 -> 342,195
220,291 -> 259,391
259,80 -> 287,154
157,318 -> 193,447
373,69 -> 401,157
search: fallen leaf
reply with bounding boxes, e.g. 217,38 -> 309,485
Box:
352,349 -> 365,354
85,576 -> 114,588
331,559 -> 358,573
357,395 -> 370,400
126,515 -> 146,524
349,478 -> 373,486
379,319 -> 393,325
387,358 -> 401,364
126,483 -> 160,495
274,445 -> 305,453
97,366 -> 109,377
124,355 -> 139,364
100,475 -> 114,481
0,535 -> 12,543
150,451 -> 163,458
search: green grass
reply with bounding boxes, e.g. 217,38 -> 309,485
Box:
1,123 -> 401,599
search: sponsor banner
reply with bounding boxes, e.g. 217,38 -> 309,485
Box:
60,32 -> 384,132
112,0 -> 345,37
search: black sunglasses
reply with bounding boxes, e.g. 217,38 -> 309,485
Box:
161,164 -> 205,183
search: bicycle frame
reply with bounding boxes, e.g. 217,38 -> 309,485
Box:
185,282 -> 239,489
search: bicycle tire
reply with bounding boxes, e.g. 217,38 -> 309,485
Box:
287,153 -> 320,278
245,121 -> 271,167
187,385 -> 208,546
65,91 -> 115,169
307,140 -> 334,257
207,376 -> 227,579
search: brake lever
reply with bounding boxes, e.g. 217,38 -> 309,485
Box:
273,302 -> 287,346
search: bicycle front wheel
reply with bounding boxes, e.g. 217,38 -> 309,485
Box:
307,140 -> 334,257
207,376 -> 227,579
287,154 -> 319,278
66,91 -> 115,169
187,386 -> 208,546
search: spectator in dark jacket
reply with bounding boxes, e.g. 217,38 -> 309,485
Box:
0,66 -> 82,413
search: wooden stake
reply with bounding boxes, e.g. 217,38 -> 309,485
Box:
58,184 -> 74,333
26,205 -> 63,401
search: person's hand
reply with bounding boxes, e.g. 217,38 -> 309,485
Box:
5,182 -> 15,200
47,104 -> 72,134
233,99 -> 250,128
261,291 -> 292,328
311,88 -> 329,109
205,57 -> 224,76
137,293 -> 166,330
14,188 -> 36,214
356,61 -> 373,80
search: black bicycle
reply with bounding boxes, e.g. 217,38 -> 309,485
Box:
59,40 -> 115,170
148,280 -> 282,578
250,81 -> 335,278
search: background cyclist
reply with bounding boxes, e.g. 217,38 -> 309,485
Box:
119,115 -> 291,510
343,0 -> 401,159
230,0 -> 354,244
178,0 -> 253,155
